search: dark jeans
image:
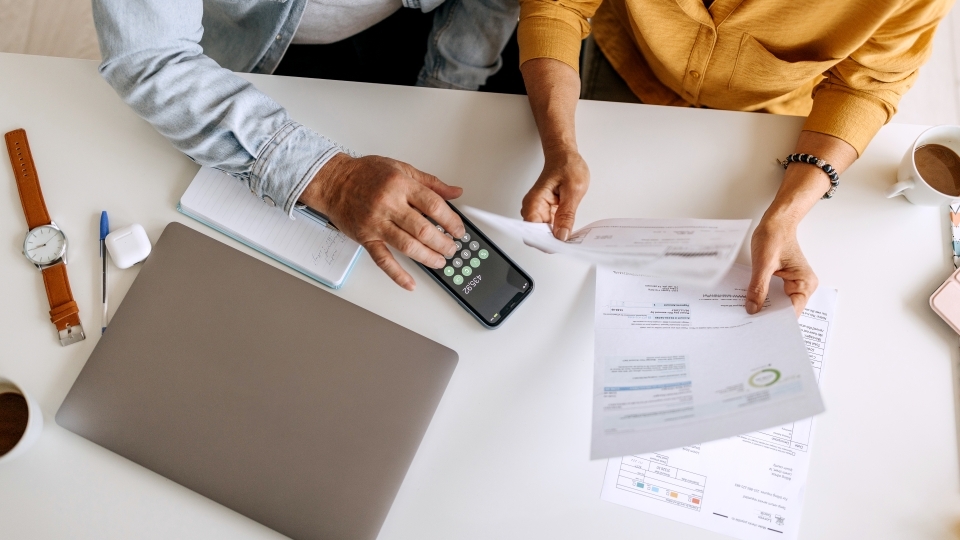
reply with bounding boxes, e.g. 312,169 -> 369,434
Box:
274,7 -> 526,94
579,36 -> 641,104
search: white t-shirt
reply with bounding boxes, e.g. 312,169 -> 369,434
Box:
292,0 -> 404,45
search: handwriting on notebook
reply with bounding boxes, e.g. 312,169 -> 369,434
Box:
178,167 -> 362,289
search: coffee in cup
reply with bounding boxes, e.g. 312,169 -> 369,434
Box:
0,378 -> 43,464
914,143 -> 960,197
0,392 -> 29,455
887,125 -> 960,206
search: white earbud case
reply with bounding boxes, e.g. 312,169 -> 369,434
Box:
105,224 -> 152,269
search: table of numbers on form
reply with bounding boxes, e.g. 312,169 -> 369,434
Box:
609,302 -> 833,511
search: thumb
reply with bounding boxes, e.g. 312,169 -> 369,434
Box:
746,262 -> 775,314
552,183 -> 586,241
409,168 -> 463,200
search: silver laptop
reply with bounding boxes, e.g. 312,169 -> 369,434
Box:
57,222 -> 458,540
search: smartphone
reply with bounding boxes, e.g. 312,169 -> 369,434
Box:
417,204 -> 534,328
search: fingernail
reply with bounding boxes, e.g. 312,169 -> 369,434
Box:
435,257 -> 446,268
447,246 -> 457,257
745,301 -> 758,314
555,228 -> 570,241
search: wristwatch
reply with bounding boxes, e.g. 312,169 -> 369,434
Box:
5,129 -> 85,346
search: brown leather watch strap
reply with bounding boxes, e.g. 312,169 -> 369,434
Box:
42,264 -> 81,331
5,129 -> 52,230
5,128 -> 85,346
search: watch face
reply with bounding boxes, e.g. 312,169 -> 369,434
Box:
23,225 -> 66,265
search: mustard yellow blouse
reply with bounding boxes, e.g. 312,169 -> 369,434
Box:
518,0 -> 953,154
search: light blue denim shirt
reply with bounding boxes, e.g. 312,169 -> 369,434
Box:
93,0 -> 518,215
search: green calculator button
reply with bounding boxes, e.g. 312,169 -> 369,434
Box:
453,275 -> 464,285
470,258 -> 480,268
478,249 -> 489,259
461,266 -> 472,277
443,266 -> 454,276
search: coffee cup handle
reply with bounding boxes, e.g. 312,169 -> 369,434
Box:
885,178 -> 915,198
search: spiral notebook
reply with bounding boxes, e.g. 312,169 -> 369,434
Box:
178,167 -> 362,289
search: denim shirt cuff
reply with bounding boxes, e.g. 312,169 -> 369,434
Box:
250,121 -> 357,217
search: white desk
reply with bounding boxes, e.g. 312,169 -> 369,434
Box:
1,52 -> 958,539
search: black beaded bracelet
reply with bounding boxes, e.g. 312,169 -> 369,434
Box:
777,153 -> 840,199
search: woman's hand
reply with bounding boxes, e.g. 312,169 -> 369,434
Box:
519,58 -> 586,238
743,131 -> 857,315
746,217 -> 818,317
521,149 -> 590,240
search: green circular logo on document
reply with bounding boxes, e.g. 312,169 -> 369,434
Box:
461,266 -> 472,277
453,275 -> 464,285
749,368 -> 781,388
443,266 -> 454,276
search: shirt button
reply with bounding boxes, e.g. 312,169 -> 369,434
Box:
263,196 -> 276,207
690,71 -> 701,79
276,34 -> 282,41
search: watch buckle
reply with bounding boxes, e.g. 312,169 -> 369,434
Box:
59,324 -> 86,346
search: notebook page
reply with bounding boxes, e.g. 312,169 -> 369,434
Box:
179,167 -> 361,288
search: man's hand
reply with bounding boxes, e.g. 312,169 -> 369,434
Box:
746,219 -> 817,317
521,149 -> 590,240
299,153 -> 465,290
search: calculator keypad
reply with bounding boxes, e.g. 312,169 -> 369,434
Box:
440,229 -> 490,286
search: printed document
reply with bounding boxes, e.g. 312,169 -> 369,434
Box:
465,207 -> 750,287
599,288 -> 837,540
592,264 -> 824,459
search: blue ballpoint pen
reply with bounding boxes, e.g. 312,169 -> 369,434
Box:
100,211 -> 109,334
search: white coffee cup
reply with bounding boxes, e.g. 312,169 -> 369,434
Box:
0,377 -> 43,464
886,125 -> 960,206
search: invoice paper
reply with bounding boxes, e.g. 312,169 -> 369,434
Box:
592,264 -> 824,459
599,288 -> 837,540
464,207 -> 750,287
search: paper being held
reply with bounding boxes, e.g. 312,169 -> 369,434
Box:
591,264 -> 824,459
599,287 -> 838,540
464,207 -> 750,287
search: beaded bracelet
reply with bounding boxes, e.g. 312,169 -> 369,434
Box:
777,153 -> 840,199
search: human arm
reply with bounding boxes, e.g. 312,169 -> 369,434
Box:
515,0 -> 600,237
518,58 -> 589,240
746,131 -> 857,316
801,0 -> 951,155
747,0 -> 950,315
93,0 -> 339,215
93,0 -> 463,289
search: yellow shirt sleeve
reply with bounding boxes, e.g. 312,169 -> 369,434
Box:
518,0 -> 602,72
803,0 -> 952,155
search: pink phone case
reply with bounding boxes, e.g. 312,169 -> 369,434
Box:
930,266 -> 960,335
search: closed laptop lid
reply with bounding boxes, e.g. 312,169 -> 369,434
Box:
56,222 -> 459,540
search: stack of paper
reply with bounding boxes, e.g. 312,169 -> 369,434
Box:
590,264 -> 824,459
466,208 -> 833,540
599,282 -> 837,540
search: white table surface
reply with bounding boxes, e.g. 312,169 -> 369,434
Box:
1,52 -> 959,540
